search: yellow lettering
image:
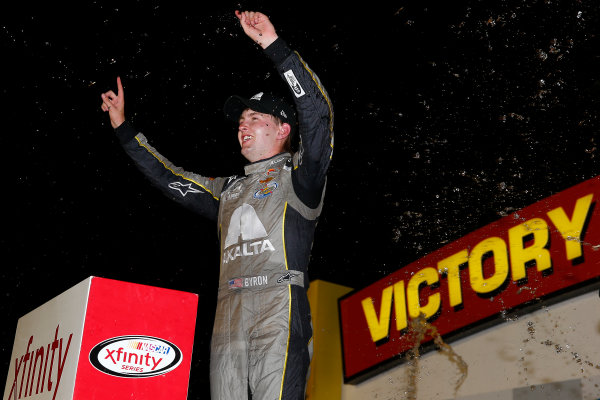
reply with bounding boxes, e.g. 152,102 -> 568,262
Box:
361,286 -> 393,342
547,193 -> 594,261
406,267 -> 441,319
438,249 -> 468,308
393,281 -> 408,331
508,218 -> 551,281
469,237 -> 509,293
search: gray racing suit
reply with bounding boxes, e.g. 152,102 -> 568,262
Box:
114,38 -> 334,399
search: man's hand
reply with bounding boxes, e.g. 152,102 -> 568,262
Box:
100,76 -> 126,129
235,10 -> 278,49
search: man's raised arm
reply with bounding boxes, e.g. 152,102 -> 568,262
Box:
236,10 -> 335,208
99,77 -> 224,222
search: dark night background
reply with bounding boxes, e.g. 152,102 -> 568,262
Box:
2,0 -> 600,397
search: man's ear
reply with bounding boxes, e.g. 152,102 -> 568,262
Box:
277,123 -> 291,140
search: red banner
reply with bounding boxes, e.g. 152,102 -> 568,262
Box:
339,175 -> 600,383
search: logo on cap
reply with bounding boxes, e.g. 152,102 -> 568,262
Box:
251,92 -> 264,101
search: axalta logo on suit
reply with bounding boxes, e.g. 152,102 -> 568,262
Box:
222,203 -> 275,264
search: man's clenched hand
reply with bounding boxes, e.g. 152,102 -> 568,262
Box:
235,10 -> 278,49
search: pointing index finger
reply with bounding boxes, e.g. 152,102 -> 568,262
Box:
116,76 -> 124,99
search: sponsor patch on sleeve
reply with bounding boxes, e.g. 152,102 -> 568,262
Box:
284,70 -> 305,98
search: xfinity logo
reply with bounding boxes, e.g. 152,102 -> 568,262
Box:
223,203 -> 275,264
7,326 -> 73,400
89,335 -> 182,378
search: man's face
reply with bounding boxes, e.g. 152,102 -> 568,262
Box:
237,108 -> 283,162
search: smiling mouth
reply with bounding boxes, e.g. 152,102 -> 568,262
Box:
242,135 -> 253,143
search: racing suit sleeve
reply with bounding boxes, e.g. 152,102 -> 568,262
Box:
114,121 -> 225,222
265,38 -> 334,209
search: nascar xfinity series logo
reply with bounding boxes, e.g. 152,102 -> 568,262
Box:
89,335 -> 182,378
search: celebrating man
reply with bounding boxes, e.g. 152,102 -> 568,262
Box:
100,10 -> 334,399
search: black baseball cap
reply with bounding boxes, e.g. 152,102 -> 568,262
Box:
223,92 -> 297,135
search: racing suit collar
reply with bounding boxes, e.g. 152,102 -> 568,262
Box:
244,152 -> 291,175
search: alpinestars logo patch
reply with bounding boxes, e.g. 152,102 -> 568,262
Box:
277,271 -> 300,284
168,181 -> 203,197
